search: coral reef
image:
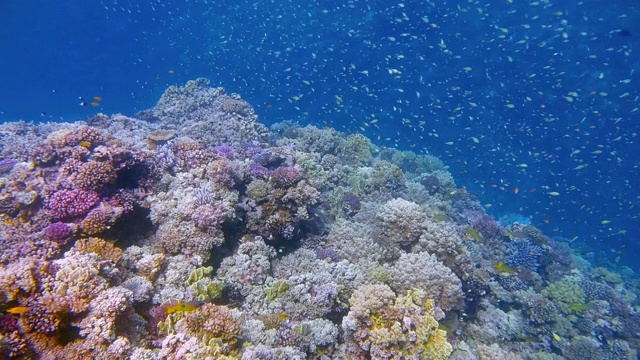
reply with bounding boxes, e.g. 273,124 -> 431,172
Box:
1,79 -> 639,359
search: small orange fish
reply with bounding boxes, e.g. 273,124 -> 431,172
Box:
514,187 -> 519,194
6,306 -> 27,315
90,101 -> 100,107
543,219 -> 550,224
79,141 -> 91,148
93,96 -> 103,101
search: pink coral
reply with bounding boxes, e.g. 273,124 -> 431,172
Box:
63,126 -> 105,148
47,189 -> 100,220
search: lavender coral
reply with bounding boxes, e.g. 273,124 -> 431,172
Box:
384,252 -> 463,310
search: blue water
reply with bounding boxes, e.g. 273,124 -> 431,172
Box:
1,0 -> 639,267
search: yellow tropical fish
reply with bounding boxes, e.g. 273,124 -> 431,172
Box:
6,306 -> 27,315
493,262 -> 517,275
165,301 -> 203,314
466,228 -> 484,241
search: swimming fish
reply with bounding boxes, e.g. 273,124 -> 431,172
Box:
165,301 -> 203,314
5,306 -> 27,315
466,228 -> 484,241
493,262 -> 517,275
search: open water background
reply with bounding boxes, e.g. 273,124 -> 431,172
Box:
1,0 -> 638,268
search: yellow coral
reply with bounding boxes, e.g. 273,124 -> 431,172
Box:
74,237 -> 122,263
347,285 -> 452,360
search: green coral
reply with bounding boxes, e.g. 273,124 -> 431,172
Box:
368,265 -> 391,283
370,160 -> 404,191
265,280 -> 290,301
542,277 -> 586,314
338,133 -> 374,165
186,266 -> 224,302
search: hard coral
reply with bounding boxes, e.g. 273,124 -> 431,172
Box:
385,252 -> 463,310
47,189 -> 100,220
44,222 -> 75,243
375,198 -> 425,246
505,238 -> 543,270
70,160 -> 117,191
342,284 -> 452,360
172,303 -> 242,357
270,166 -> 302,188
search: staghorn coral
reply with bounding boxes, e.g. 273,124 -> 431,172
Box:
342,284 -> 453,360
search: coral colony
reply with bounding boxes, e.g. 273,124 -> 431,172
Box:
0,78 -> 638,359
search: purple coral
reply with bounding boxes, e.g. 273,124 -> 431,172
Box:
192,203 -> 227,232
0,158 -> 18,174
341,192 -> 361,216
47,189 -> 101,220
44,222 -> 74,243
214,144 -> 235,159
249,162 -> 269,179
462,209 -> 505,239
